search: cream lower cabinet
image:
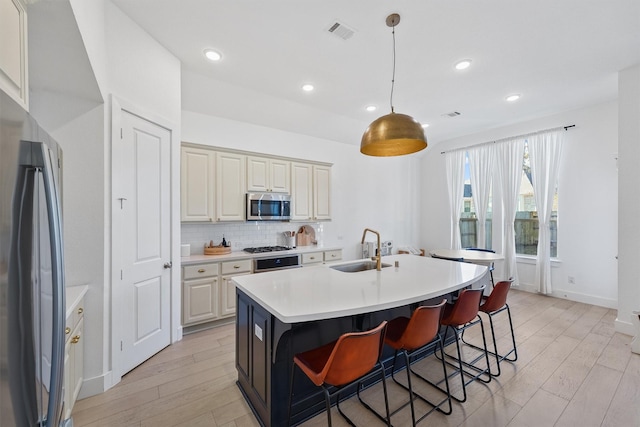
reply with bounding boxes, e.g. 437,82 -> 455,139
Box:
323,249 -> 342,263
220,259 -> 252,316
301,249 -> 342,266
64,292 -> 85,420
183,259 -> 252,326
182,263 -> 220,326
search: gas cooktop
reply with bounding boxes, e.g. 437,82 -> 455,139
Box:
243,246 -> 292,254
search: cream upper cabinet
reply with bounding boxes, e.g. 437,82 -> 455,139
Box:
313,165 -> 331,220
216,151 -> 246,221
181,146 -> 215,222
291,162 -> 332,221
291,162 -> 313,220
0,0 -> 28,109
247,156 -> 290,193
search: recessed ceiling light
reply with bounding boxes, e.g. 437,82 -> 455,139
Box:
365,105 -> 377,112
302,84 -> 314,92
203,49 -> 222,61
454,59 -> 472,70
505,94 -> 521,102
421,123 -> 430,128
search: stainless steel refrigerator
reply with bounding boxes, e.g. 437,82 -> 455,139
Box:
0,88 -> 68,426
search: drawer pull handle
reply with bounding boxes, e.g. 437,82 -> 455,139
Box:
77,307 -> 83,314
198,269 -> 206,273
310,256 -> 315,260
234,265 -> 240,269
71,335 -> 81,344
65,327 -> 71,335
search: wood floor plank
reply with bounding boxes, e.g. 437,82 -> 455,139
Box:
554,364 -> 622,427
541,332 -> 610,400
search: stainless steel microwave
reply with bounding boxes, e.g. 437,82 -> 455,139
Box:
246,193 -> 291,221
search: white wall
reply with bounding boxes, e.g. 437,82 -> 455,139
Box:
421,101 -> 619,308
62,0 -> 182,396
181,111 -> 423,261
617,64 -> 640,335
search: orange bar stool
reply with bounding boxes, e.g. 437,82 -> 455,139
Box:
384,300 -> 452,426
287,321 -> 391,427
461,279 -> 518,376
439,286 -> 491,403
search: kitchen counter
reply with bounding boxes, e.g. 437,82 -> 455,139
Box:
233,254 -> 487,323
234,254 -> 489,426
180,245 -> 342,265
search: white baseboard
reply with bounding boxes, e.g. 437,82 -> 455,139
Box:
513,282 -> 617,309
614,318 -> 635,337
78,370 -> 114,399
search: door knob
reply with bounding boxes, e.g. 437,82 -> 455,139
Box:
164,262 -> 172,269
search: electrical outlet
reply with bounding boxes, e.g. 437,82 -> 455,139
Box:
568,276 -> 575,284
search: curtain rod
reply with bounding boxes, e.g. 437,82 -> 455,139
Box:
439,124 -> 575,154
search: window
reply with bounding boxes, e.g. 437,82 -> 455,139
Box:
514,141 -> 558,257
459,152 -> 492,249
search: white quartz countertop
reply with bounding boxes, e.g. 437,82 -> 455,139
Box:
181,245 -> 342,265
232,254 -> 488,323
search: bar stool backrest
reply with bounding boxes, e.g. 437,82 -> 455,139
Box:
398,300 -> 446,350
443,287 -> 485,325
480,280 -> 513,313
322,321 -> 387,387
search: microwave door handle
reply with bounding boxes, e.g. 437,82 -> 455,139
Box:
7,160 -> 38,426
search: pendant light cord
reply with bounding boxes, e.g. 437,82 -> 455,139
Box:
390,25 -> 396,113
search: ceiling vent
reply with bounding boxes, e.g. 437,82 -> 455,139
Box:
442,111 -> 461,118
327,21 -> 356,41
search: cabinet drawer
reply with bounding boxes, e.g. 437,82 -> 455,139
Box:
221,259 -> 252,275
183,263 -> 219,279
65,296 -> 85,341
324,249 -> 342,262
301,252 -> 323,264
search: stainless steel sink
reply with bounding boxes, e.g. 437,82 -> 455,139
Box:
329,261 -> 392,272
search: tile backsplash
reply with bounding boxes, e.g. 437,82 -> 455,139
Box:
181,222 -> 328,255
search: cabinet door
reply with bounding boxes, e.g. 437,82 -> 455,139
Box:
291,162 -> 313,220
221,273 -> 251,317
181,146 -> 215,222
216,152 -> 246,221
269,159 -> 290,193
183,277 -> 219,325
0,0 -> 28,109
63,314 -> 84,419
247,156 -> 269,192
247,156 -> 290,193
313,165 -> 331,220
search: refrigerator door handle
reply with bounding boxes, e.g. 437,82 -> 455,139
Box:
17,141 -> 66,426
39,142 -> 66,427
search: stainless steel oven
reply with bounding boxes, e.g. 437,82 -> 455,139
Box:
246,192 -> 291,221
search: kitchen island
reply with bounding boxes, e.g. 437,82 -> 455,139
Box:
232,254 -> 489,426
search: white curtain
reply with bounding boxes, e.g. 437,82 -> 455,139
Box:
496,139 -> 525,284
528,130 -> 564,294
445,150 -> 466,249
468,144 -> 494,249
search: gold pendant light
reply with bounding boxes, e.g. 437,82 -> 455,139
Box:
360,14 -> 427,157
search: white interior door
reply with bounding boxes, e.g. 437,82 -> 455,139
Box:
115,109 -> 171,376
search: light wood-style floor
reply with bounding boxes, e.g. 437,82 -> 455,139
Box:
72,289 -> 640,426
